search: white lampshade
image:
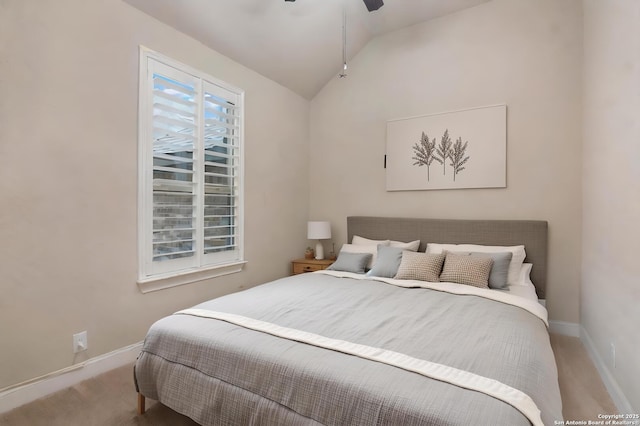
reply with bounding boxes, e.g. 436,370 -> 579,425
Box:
307,221 -> 331,240
307,221 -> 331,260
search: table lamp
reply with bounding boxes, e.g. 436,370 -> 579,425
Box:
307,221 -> 331,260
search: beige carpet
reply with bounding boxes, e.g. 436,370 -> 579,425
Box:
550,333 -> 618,421
0,334 -> 617,426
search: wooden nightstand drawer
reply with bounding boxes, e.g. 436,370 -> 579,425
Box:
293,262 -> 324,274
291,259 -> 334,275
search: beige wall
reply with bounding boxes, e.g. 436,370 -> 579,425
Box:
0,0 -> 309,389
582,0 -> 640,411
6,0 -> 636,410
309,0 -> 583,323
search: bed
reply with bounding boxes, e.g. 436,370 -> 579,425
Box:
134,216 -> 562,425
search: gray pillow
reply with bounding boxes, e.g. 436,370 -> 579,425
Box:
366,245 -> 404,278
326,252 -> 372,274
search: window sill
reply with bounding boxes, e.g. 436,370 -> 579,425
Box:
137,261 -> 247,294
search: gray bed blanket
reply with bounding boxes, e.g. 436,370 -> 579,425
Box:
135,272 -> 563,425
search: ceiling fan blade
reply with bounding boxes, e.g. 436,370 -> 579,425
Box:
284,0 -> 383,13
362,0 -> 384,12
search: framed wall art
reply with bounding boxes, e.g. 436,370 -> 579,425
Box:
386,104 -> 506,191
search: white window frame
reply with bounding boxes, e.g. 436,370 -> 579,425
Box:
137,47 -> 245,293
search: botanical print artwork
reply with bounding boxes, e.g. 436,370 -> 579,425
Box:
411,132 -> 441,181
436,129 -> 453,178
412,129 -> 470,182
386,105 -> 506,191
449,135 -> 470,182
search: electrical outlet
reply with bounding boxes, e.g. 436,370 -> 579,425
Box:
610,342 -> 616,368
73,331 -> 88,354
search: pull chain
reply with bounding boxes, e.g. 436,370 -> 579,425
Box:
339,7 -> 348,78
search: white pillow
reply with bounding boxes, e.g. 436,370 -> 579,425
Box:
426,243 -> 526,285
390,239 -> 420,251
340,243 -> 380,269
352,235 -> 419,252
352,235 -> 390,246
513,263 -> 533,286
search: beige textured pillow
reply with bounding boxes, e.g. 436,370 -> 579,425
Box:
440,252 -> 494,288
426,243 -> 525,285
394,252 -> 445,282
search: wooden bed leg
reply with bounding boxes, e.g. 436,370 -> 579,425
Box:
137,393 -> 146,415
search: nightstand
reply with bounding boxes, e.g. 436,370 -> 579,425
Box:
291,258 -> 334,275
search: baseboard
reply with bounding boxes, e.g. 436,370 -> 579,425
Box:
580,326 -> 634,414
549,320 -> 580,337
0,341 -> 143,415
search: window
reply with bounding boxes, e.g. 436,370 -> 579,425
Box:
138,48 -> 244,291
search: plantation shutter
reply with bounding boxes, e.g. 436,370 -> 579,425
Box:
144,58 -> 242,277
201,82 -> 241,265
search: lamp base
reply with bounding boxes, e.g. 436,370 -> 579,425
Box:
315,241 -> 324,260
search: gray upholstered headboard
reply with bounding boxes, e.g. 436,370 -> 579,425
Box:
347,216 -> 548,299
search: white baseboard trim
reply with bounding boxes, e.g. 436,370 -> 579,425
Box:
0,341 -> 143,415
549,320 -> 580,337
580,326 -> 634,414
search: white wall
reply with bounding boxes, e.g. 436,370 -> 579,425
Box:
582,0 -> 640,412
310,0 -> 583,323
0,0 -> 309,390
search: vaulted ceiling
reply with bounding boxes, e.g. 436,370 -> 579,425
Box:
124,0 -> 491,99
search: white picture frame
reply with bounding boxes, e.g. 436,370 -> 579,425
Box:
386,105 -> 506,191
